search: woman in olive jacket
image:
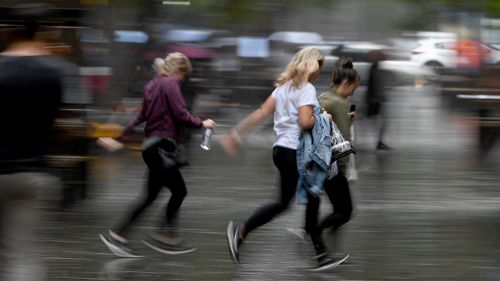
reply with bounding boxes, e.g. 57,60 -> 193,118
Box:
316,57 -> 359,250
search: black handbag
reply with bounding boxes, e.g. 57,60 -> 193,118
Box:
158,143 -> 189,169
143,137 -> 189,170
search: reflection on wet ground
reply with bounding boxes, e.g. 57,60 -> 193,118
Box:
31,85 -> 500,280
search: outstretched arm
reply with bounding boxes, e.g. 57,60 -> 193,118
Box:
235,95 -> 276,136
219,95 -> 275,155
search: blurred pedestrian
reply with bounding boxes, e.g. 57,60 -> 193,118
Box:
315,58 -> 360,257
0,3 -> 62,280
99,52 -> 216,257
220,47 -> 346,271
366,50 -> 392,150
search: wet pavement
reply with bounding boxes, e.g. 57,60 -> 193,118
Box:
22,85 -> 500,280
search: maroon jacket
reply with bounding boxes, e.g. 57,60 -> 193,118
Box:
123,75 -> 202,140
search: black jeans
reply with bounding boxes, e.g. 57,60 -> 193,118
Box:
304,165 -> 353,255
116,141 -> 187,236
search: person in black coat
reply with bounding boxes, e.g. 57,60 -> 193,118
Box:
366,50 -> 392,150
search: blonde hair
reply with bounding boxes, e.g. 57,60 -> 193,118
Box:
153,52 -> 192,76
274,47 -> 325,89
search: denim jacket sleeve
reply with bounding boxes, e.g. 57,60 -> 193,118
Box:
296,106 -> 332,204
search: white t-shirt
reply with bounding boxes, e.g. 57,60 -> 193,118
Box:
271,80 -> 318,149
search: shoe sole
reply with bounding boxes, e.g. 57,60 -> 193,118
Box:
286,227 -> 306,241
99,234 -> 142,258
226,221 -> 239,264
142,240 -> 197,255
307,254 -> 349,272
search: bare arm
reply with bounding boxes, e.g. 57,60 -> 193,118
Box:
298,104 -> 315,130
219,95 -> 275,155
235,95 -> 276,136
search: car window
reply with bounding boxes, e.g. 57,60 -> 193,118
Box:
393,40 -> 419,52
435,42 -> 447,49
434,41 -> 455,49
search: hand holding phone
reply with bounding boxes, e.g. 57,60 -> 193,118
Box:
349,104 -> 356,121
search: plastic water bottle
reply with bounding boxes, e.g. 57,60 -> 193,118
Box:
200,128 -> 213,150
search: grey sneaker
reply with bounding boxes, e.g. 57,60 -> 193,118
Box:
142,235 -> 196,255
226,221 -> 240,264
99,231 -> 141,258
308,253 -> 349,272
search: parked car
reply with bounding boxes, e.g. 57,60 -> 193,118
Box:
268,31 -> 324,45
310,41 -> 434,92
410,38 -> 500,69
267,31 -> 327,79
327,42 -> 389,84
289,41 -> 436,118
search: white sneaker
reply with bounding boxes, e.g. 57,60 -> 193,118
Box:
99,231 -> 142,258
308,253 -> 349,272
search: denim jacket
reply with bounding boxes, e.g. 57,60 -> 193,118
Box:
296,106 -> 333,204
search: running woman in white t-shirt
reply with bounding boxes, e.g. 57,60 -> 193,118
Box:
220,47 -> 344,271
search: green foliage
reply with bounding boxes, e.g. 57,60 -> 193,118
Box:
486,0 -> 500,16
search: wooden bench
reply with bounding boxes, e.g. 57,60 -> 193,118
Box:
45,155 -> 95,208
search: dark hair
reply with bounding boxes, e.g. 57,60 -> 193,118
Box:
9,3 -> 53,41
331,57 -> 360,86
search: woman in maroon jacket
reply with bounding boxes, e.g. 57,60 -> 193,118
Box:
100,52 -> 216,257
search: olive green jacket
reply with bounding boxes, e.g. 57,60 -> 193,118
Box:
318,89 -> 352,169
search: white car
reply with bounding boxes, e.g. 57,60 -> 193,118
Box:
316,42 -> 434,87
410,38 -> 457,68
268,31 -> 324,45
410,38 -> 500,68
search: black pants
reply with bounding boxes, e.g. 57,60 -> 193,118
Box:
303,165 -> 353,254
116,141 -> 187,236
306,167 -> 352,240
318,171 -> 353,234
367,102 -> 388,145
242,146 -> 326,253
243,147 -> 296,234
304,189 -> 325,254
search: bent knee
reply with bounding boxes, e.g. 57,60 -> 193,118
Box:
172,188 -> 187,199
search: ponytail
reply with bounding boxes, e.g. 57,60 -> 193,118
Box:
332,57 -> 359,86
152,52 -> 192,76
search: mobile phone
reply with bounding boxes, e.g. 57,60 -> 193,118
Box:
350,104 -> 356,112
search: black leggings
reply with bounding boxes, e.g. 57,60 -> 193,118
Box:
304,166 -> 353,254
115,141 -> 187,236
318,171 -> 353,234
243,146 -> 297,234
242,146 -> 326,252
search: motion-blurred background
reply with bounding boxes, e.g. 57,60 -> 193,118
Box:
1,1 -> 500,280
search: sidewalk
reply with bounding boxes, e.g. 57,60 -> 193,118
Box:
33,84 -> 500,281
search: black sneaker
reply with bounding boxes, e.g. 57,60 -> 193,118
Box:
226,221 -> 240,264
142,235 -> 196,255
99,231 -> 141,258
308,253 -> 349,272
